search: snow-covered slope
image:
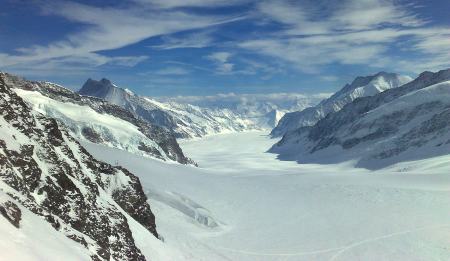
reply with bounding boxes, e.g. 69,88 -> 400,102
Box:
2,73 -> 193,165
83,130 -> 450,261
79,79 -> 258,138
0,76 -> 169,260
158,93 -> 329,128
271,72 -> 412,137
271,69 -> 450,169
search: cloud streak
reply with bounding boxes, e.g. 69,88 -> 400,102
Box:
0,0 -> 243,73
239,0 -> 450,73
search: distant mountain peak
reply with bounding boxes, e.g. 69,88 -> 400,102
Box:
271,71 -> 412,137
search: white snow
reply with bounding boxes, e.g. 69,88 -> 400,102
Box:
13,88 -> 168,161
81,131 -> 450,261
272,72 -> 412,136
0,191 -> 91,261
157,92 -> 329,128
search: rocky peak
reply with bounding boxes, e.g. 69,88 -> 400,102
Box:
79,78 -> 121,98
0,76 -> 159,260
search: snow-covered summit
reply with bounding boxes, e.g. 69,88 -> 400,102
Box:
270,68 -> 450,169
271,72 -> 412,137
1,73 -> 194,165
79,78 -> 132,108
78,78 -> 259,138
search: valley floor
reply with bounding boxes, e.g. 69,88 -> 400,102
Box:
83,131 -> 450,261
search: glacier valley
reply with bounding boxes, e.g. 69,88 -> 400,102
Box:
82,131 -> 450,261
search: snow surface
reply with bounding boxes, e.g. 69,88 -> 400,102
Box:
82,131 -> 450,261
0,191 -> 91,261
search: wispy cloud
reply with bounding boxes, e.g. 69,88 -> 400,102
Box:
0,0 -> 242,74
156,92 -> 332,106
134,0 -> 251,9
153,66 -> 190,75
206,51 -> 235,74
149,30 -> 215,50
239,0 -> 450,74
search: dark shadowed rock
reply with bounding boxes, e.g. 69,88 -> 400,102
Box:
0,73 -> 160,260
0,201 -> 21,228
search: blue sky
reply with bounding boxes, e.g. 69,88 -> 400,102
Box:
1,0 -> 449,96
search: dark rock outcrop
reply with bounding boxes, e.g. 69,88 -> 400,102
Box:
0,201 -> 21,228
0,74 -> 159,260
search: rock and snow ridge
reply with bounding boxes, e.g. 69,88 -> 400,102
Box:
271,72 -> 412,137
79,79 -> 259,139
157,92 -> 329,129
1,73 -> 194,165
271,68 -> 450,169
0,76 -> 161,260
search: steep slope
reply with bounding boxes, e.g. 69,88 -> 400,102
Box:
271,69 -> 450,169
79,79 -> 258,138
0,76 -> 161,260
1,73 -> 193,165
158,93 -> 329,128
271,72 -> 412,137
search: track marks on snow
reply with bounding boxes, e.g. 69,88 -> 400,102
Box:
207,224 -> 450,260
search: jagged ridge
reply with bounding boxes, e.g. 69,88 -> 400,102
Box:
271,72 -> 412,137
79,78 -> 258,138
2,73 -> 194,165
0,76 -> 161,260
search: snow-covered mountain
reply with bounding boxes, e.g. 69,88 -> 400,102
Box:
158,93 -> 329,128
270,68 -> 450,169
2,73 -> 194,165
0,75 -> 163,260
79,79 -> 258,138
271,72 -> 412,137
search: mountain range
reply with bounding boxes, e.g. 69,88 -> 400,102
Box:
157,92 -> 329,128
2,73 -> 194,165
271,72 -> 412,137
79,79 -> 327,138
1,68 -> 450,260
79,79 -> 258,139
270,68 -> 450,169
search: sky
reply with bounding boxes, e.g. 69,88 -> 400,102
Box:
1,0 -> 449,96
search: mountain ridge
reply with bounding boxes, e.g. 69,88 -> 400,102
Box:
79,78 -> 259,138
271,72 -> 412,137
0,75 -> 161,260
1,72 -> 194,165
270,68 -> 450,169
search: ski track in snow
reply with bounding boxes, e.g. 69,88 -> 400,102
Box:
199,224 -> 450,259
328,224 -> 450,261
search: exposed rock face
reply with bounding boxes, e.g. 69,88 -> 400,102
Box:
79,78 -> 258,138
0,75 -> 158,260
2,73 -> 194,165
0,201 -> 21,228
271,69 -> 450,169
271,72 -> 412,137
